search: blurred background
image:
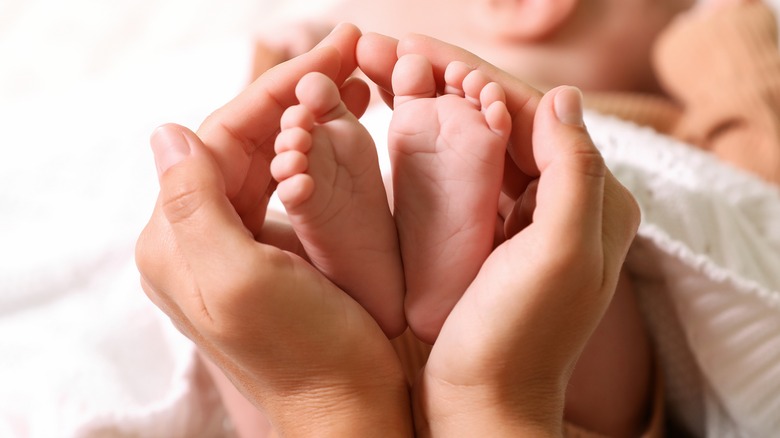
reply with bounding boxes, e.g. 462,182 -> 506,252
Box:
0,1 -> 334,436
1,0 -> 273,277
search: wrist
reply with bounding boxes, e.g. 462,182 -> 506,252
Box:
269,367 -> 413,437
413,370 -> 565,438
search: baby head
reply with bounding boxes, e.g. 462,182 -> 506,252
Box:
467,0 -> 697,92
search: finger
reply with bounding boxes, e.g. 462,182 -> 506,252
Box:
503,178 -> 538,237
526,86 -> 638,276
396,33 -> 543,177
197,23 -> 362,197
502,150 -> 535,200
533,86 -> 639,273
249,41 -> 286,80
150,124 -> 264,316
312,22 -> 361,83
340,76 -> 371,119
356,32 -> 399,106
529,86 -> 606,249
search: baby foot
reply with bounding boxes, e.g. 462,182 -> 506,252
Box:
271,72 -> 405,338
389,55 -> 511,344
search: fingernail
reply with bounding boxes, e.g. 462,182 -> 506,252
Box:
151,125 -> 191,176
554,86 -> 584,127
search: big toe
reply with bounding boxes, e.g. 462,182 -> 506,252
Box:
295,72 -> 346,122
392,54 -> 437,107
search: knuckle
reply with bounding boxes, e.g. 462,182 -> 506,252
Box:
570,145 -> 607,179
161,178 -> 209,225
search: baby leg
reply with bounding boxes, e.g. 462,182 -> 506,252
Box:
389,55 -> 511,343
271,72 -> 405,337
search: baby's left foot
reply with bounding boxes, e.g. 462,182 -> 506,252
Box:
271,72 -> 405,337
389,55 -> 511,343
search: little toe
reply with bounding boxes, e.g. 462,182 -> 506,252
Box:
295,72 -> 347,123
392,54 -> 437,106
479,82 -> 511,138
484,100 -> 512,140
479,82 -> 506,110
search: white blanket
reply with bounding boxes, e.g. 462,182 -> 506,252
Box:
588,113 -> 780,437
2,1 -> 779,437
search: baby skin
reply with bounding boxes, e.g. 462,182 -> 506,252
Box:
272,55 -> 510,344
270,72 -> 405,338
390,55 -> 511,343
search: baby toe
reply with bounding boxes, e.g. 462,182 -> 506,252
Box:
295,72 -> 345,122
479,82 -> 507,111
462,69 -> 492,107
392,54 -> 437,106
274,127 -> 313,154
270,150 -> 309,182
443,61 -> 472,97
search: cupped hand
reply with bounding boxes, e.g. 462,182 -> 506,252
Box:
137,124 -> 412,436
135,24 -> 412,436
197,23 -> 370,235
356,34 -> 640,436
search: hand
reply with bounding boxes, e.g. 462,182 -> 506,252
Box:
197,23 -> 370,235
135,24 -> 412,436
251,21 -> 337,79
357,34 -> 640,436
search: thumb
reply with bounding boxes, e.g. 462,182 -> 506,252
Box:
151,124 -> 256,281
528,86 -> 639,281
530,86 -> 607,251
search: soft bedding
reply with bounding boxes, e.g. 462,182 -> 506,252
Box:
1,0 -> 779,437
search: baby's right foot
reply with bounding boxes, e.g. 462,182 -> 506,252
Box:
389,55 -> 511,343
271,72 -> 405,337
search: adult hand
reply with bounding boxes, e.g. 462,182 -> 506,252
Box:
357,34 -> 640,436
198,23 -> 370,234
135,24 -> 412,436
251,21 -> 337,80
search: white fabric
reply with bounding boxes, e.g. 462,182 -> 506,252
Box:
2,0 -> 780,437
586,113 -> 780,438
